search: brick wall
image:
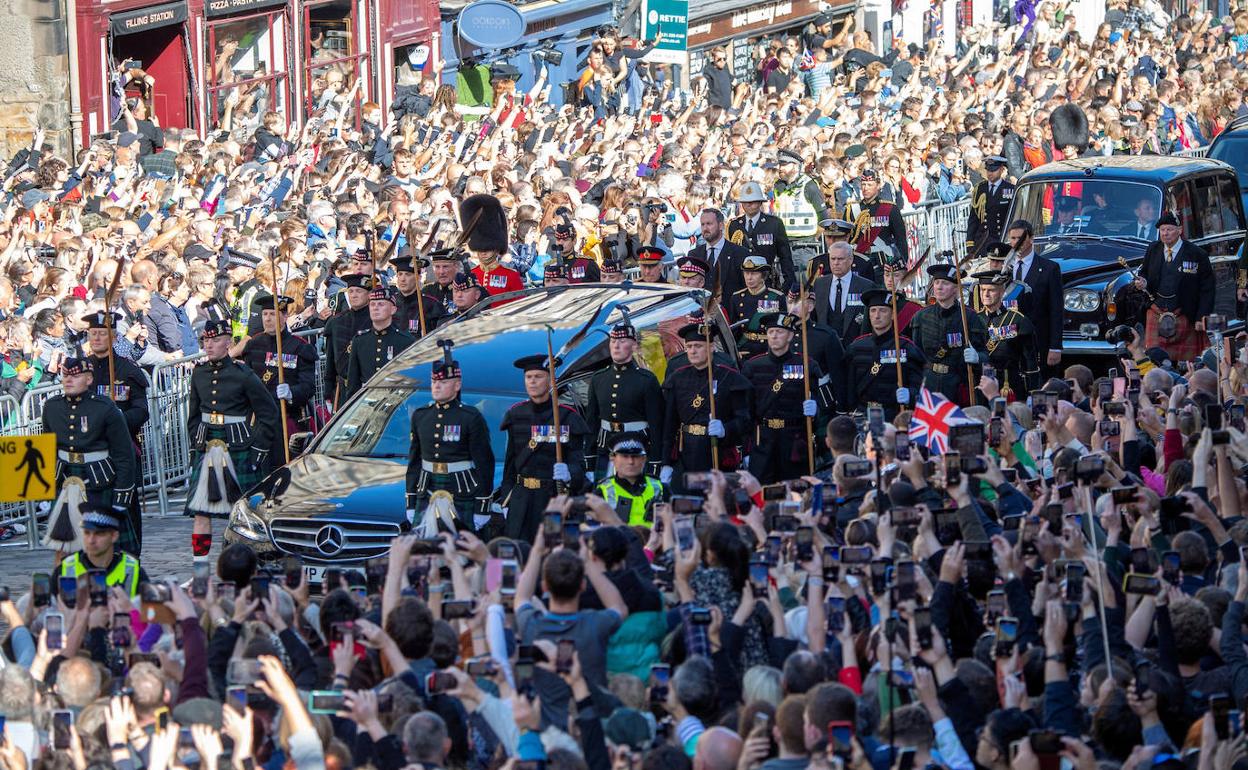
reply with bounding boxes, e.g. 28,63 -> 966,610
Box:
0,0 -> 72,158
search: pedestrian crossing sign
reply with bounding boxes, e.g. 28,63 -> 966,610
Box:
1,433 -> 57,502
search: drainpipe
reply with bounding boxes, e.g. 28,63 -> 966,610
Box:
64,0 -> 84,149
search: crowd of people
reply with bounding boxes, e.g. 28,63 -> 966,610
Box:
6,2 -> 1248,770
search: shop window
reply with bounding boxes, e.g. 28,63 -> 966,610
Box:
305,0 -> 367,116
208,13 -> 288,129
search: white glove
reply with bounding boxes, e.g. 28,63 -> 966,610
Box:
405,508 -> 416,525
553,463 -> 571,483
896,388 -> 910,405
802,399 -> 817,417
660,465 -> 674,484
276,383 -> 293,401
708,419 -> 725,438
964,349 -> 979,364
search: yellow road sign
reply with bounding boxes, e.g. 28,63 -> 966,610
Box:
0,433 -> 57,502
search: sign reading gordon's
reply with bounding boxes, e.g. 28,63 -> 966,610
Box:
109,0 -> 188,35
457,0 -> 527,50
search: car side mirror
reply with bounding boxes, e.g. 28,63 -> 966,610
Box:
289,432 -> 313,457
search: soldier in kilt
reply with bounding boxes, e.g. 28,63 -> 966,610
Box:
184,319 -> 278,562
40,357 -> 138,555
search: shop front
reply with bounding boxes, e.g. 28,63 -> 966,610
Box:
439,0 -> 615,107
202,0 -> 292,128
376,0 -> 440,120
76,0 -> 201,140
684,0 -> 843,81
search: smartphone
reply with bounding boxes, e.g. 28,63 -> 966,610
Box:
894,560 -> 916,602
46,612 -> 64,651
870,559 -> 889,596
1131,547 -> 1157,574
765,535 -> 783,565
749,558 -> 770,598
995,616 -> 1019,657
308,690 -> 346,714
52,710 -> 73,750
674,516 -> 696,553
192,560 -> 211,598
89,570 -> 108,607
773,513 -> 800,533
1162,550 -> 1181,584
466,657 -> 499,677
227,685 -> 248,715
442,599 -> 476,620
671,495 -> 703,514
828,720 -> 854,757
914,606 -> 933,649
1075,455 -> 1105,482
684,471 -> 714,491
58,575 -> 78,610
842,459 -> 873,478
556,639 -> 575,674
1124,573 -> 1162,595
840,546 -> 872,564
989,417 -> 1004,447
214,581 -> 235,603
283,557 -> 302,590
983,363 -> 997,381
543,511 -> 562,542
821,546 -> 840,582
227,659 -> 264,686
826,596 -> 846,634
251,574 -> 271,601
795,526 -> 815,562
894,431 -> 912,461
950,423 -> 986,457
763,484 -> 788,502
112,612 -> 132,648
1065,563 -> 1085,604
868,406 -> 886,436
944,451 -> 962,486
32,573 -> 50,608
1029,729 -> 1062,757
425,671 -> 456,694
1213,693 -> 1233,741
986,589 -> 1007,620
650,663 -> 671,702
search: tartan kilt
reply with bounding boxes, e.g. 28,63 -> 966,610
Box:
1144,305 -> 1206,363
183,444 -> 263,518
54,463 -> 140,557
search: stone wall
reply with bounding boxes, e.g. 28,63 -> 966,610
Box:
0,0 -> 72,159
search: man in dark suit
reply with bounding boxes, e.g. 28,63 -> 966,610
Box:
693,208 -> 750,299
813,242 -> 876,342
1136,211 -> 1215,361
1005,219 -> 1064,376
726,182 -> 797,291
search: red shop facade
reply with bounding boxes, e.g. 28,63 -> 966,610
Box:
72,0 -> 439,148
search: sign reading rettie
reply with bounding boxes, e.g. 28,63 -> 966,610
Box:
641,0 -> 689,64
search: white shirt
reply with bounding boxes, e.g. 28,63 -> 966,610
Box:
1011,250 -> 1034,282
828,273 -> 850,312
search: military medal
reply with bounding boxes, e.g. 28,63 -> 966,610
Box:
80,416 -> 88,433
870,362 -> 881,375
263,370 -> 273,383
692,394 -> 703,408
772,380 -> 783,393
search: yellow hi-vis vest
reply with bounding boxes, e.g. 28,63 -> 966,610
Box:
596,475 -> 663,527
772,176 -> 819,237
60,551 -> 142,598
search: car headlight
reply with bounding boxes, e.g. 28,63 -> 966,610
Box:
1064,288 -> 1101,313
228,498 -> 268,542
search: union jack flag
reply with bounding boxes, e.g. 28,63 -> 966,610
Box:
908,388 -> 970,455
798,48 -> 816,72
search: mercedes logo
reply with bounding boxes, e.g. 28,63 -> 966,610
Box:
315,525 -> 345,556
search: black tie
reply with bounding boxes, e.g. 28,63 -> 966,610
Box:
746,218 -> 756,237
834,279 -> 843,314
708,245 -> 716,264
1015,261 -> 1023,282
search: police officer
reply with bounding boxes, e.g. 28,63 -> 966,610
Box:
845,289 -> 926,419
844,169 -> 908,282
185,319 -> 278,561
58,508 -> 148,599
241,294 -> 316,434
594,433 -> 667,528
659,323 -> 753,486
742,313 -> 821,483
727,256 -> 787,326
910,264 -> 988,405
772,149 -> 830,272
41,357 -> 138,554
498,354 -> 590,542
405,343 -> 495,533
224,249 -> 265,340
974,269 -> 1041,400
392,255 -> 448,335
965,156 -> 1015,257
584,322 -> 664,477
424,249 -> 461,313
82,310 -> 148,553
345,285 -> 415,400
728,181 -> 797,290
324,273 -> 372,410
637,246 -> 668,284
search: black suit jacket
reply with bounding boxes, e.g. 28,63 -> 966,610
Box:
1141,239 -> 1215,322
813,272 -> 877,340
693,241 -> 751,299
1016,253 -> 1064,356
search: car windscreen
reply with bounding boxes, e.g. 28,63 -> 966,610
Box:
1209,138 -> 1248,190
315,387 -> 519,461
1012,180 -> 1163,241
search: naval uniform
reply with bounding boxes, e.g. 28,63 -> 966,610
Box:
396,289 -> 448,336
726,213 -> 797,290
583,361 -> 664,476
845,330 -> 926,419
405,397 -> 495,532
726,287 -> 786,327
498,399 -> 590,542
184,356 -> 279,514
980,305 -> 1041,399
240,330 -> 317,431
742,349 -> 823,483
965,179 -> 1016,257
344,324 -> 415,401
659,363 -> 753,478
86,354 -> 148,553
910,303 -> 989,406
322,305 -> 371,408
41,393 -> 138,552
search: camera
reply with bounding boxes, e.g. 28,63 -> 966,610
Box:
532,47 -> 564,66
